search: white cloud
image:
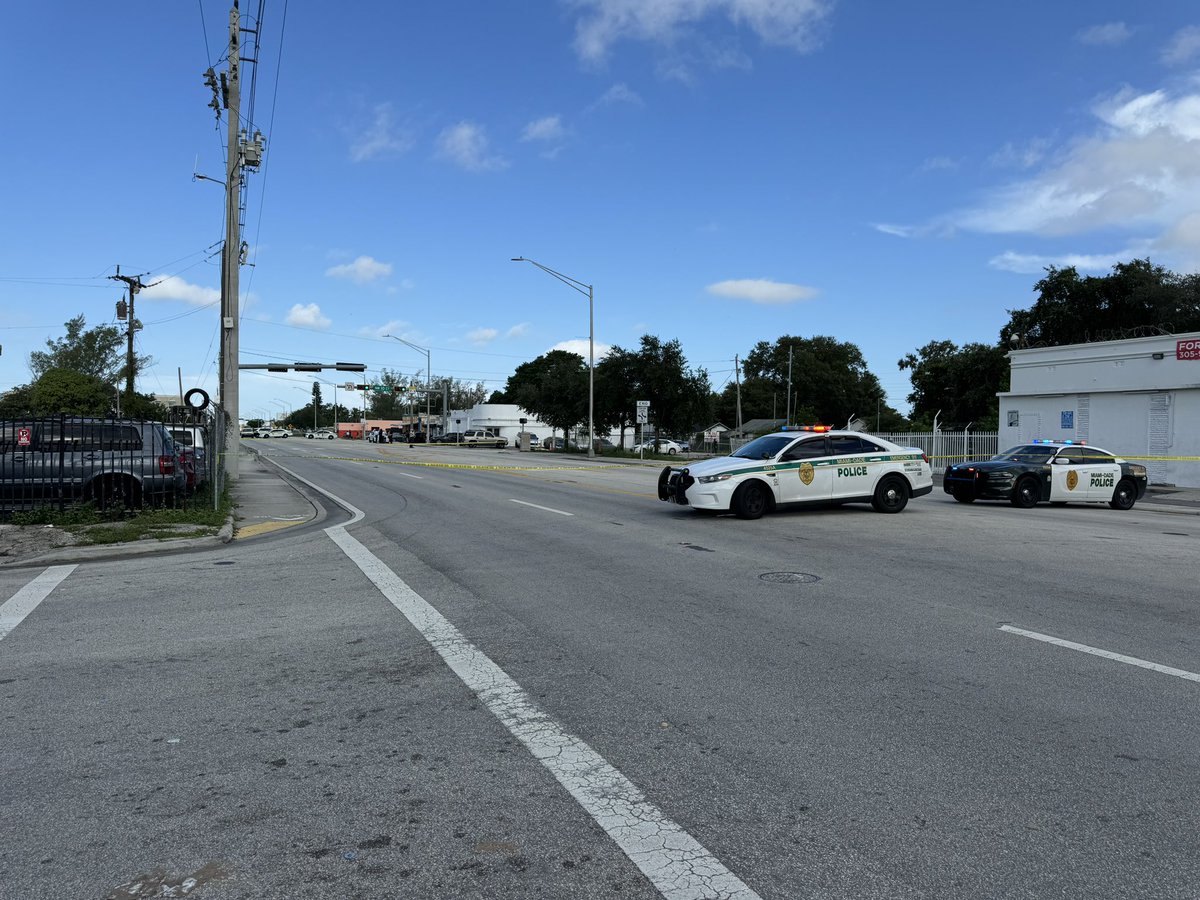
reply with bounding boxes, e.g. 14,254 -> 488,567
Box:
286,303 -> 331,329
988,250 -> 1132,275
706,278 -> 818,304
506,322 -> 530,338
570,0 -> 833,64
1162,26 -> 1200,66
873,223 -> 914,238
521,115 -> 566,142
988,138 -> 1052,170
141,275 -> 220,306
467,327 -> 499,345
919,155 -> 959,173
591,82 -> 644,109
550,338 -> 612,359
349,103 -> 415,162
945,81 -> 1200,254
1076,22 -> 1131,47
325,255 -> 393,284
436,121 -> 508,172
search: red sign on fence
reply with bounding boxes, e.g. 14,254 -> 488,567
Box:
17,427 -> 31,446
1178,339 -> 1200,360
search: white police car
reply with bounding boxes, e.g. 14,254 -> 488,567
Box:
657,427 -> 933,519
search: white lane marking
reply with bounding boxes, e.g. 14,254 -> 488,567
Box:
0,565 -> 77,641
509,498 -> 574,517
1000,625 -> 1200,684
266,458 -> 760,900
394,471 -> 423,479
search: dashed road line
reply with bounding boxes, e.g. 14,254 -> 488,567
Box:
509,499 -> 574,516
1000,625 -> 1200,684
0,565 -> 76,642
266,458 -> 762,900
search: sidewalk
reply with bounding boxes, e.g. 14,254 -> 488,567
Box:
231,444 -> 321,537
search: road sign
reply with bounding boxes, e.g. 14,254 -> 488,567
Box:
343,382 -> 356,390
373,384 -> 391,394
17,427 -> 31,447
636,400 -> 650,408
636,408 -> 648,424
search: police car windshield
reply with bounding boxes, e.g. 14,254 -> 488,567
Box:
731,435 -> 794,460
994,445 -> 1055,464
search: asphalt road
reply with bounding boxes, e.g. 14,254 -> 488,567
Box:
2,442 -> 1197,899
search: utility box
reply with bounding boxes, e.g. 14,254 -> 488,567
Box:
518,433 -> 531,452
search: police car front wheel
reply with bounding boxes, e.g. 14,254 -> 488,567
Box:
1109,478 -> 1137,511
1011,477 -> 1040,509
732,481 -> 769,519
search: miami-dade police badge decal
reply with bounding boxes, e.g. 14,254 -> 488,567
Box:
799,462 -> 815,485
1066,470 -> 1078,491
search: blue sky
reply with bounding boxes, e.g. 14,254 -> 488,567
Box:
4,1 -> 1200,422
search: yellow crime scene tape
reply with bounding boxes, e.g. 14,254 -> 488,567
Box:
930,454 -> 1200,462
303,454 -> 601,472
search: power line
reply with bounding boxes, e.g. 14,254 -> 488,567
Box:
196,0 -> 213,64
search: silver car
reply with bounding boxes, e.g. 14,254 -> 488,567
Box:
0,418 -> 186,510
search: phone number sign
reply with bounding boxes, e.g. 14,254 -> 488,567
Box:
1178,339 -> 1200,360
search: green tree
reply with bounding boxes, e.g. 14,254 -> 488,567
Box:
28,368 -> 115,415
742,335 -> 887,426
505,350 -> 588,448
0,384 -> 35,417
898,340 -> 1008,429
431,376 -> 488,413
594,346 -> 640,447
630,336 -> 711,440
1002,259 -> 1200,348
29,314 -> 151,386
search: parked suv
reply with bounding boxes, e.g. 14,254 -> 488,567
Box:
0,418 -> 185,510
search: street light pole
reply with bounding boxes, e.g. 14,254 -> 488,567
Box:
511,257 -> 595,458
384,334 -> 432,435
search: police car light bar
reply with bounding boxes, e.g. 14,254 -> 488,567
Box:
1031,438 -> 1086,445
782,425 -> 831,432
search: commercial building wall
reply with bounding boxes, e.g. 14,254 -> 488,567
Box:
998,332 -> 1200,486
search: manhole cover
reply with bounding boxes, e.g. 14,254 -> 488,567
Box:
759,572 -> 821,584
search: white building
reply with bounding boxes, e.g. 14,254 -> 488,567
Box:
445,403 -> 552,442
998,331 -> 1200,486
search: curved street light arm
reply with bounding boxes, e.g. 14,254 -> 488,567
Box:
511,257 -> 591,297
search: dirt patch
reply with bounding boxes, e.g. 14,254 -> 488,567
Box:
0,523 -> 80,561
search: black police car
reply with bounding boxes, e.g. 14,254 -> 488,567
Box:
944,440 -> 1148,510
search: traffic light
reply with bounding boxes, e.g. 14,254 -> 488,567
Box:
355,384 -> 370,391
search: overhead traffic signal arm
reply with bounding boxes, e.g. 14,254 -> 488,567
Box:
237,362 -> 368,372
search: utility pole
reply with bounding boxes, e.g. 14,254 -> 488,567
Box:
219,3 -> 243,478
786,345 -> 794,426
110,266 -> 143,403
211,2 -> 264,479
734,354 -> 743,434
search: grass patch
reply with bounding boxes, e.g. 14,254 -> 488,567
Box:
11,485 -> 233,545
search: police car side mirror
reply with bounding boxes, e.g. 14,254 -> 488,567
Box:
1053,457 -> 1071,465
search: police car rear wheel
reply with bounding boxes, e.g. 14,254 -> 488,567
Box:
872,476 -> 908,513
733,481 -> 768,519
1011,477 -> 1040,509
1109,478 -> 1137,511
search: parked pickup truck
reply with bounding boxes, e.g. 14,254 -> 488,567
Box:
462,429 -> 508,448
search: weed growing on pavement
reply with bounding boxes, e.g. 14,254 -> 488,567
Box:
10,485 -> 232,544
